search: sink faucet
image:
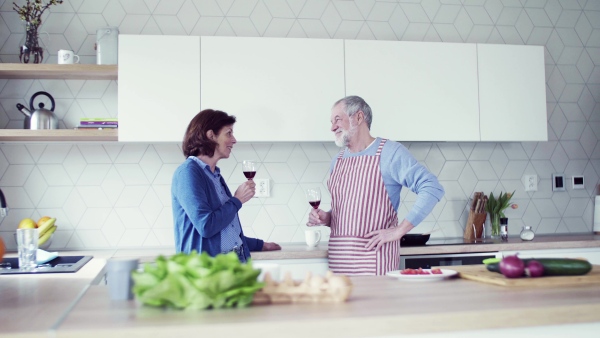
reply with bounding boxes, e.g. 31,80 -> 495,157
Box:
0,188 -> 7,217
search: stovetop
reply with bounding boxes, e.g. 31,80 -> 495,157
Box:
0,255 -> 93,274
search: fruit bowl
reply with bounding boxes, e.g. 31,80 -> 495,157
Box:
14,232 -> 53,250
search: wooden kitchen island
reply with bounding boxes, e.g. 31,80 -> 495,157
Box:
17,268 -> 599,338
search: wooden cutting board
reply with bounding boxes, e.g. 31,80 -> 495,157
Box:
447,264 -> 600,287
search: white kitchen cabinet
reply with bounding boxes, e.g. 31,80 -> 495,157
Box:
118,35 -> 201,142
345,40 -> 481,142
254,258 -> 329,280
477,44 -> 547,141
502,248 -> 600,264
200,37 -> 345,142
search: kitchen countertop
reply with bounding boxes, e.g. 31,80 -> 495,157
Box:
36,270 -> 600,337
0,258 -> 106,336
2,236 -> 600,337
45,233 -> 599,262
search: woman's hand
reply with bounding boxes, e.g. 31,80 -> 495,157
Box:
234,180 -> 255,203
262,242 -> 281,251
307,209 -> 331,227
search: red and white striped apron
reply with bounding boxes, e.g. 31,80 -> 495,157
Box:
327,139 -> 400,276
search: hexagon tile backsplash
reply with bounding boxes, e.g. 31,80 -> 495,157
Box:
0,0 -> 599,251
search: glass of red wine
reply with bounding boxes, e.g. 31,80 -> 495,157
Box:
242,160 -> 256,180
306,187 -> 321,209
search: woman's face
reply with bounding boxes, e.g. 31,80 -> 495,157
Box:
212,124 -> 236,160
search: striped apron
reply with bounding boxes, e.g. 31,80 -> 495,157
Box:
327,139 -> 400,275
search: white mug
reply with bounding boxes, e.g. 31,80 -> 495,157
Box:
305,230 -> 321,247
58,49 -> 80,64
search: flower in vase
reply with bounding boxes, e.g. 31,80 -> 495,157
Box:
13,0 -> 64,63
13,0 -> 63,26
485,191 -> 515,237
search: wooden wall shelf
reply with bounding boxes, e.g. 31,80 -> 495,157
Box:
0,129 -> 118,142
0,63 -> 117,80
0,63 -> 119,142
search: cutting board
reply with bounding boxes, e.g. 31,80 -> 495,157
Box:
448,264 -> 600,287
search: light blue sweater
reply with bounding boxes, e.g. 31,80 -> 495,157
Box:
330,138 -> 445,226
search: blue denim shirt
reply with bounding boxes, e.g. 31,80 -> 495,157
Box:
189,157 -> 246,260
172,157 -> 263,258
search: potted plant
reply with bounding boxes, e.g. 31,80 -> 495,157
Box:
485,191 -> 515,238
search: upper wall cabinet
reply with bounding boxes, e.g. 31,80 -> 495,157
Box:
118,35 -> 201,142
477,44 -> 547,142
345,40 -> 481,142
200,37 -> 345,142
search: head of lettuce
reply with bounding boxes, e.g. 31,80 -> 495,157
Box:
131,251 -> 263,310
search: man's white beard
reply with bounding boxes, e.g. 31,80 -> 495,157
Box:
335,124 -> 356,148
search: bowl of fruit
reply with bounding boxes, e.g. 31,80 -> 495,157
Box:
15,217 -> 57,250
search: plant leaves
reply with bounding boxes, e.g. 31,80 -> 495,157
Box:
485,190 -> 515,217
131,251 -> 263,310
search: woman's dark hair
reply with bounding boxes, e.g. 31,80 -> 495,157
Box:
182,109 -> 236,157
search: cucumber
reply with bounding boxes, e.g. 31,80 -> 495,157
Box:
485,258 -> 592,276
524,258 -> 592,276
482,257 -> 501,265
486,262 -> 501,273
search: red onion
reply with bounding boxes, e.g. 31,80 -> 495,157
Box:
500,255 -> 525,278
526,260 -> 545,277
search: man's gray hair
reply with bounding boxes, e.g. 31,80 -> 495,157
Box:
333,95 -> 373,129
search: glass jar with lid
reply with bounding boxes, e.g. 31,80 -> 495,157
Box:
520,226 -> 535,241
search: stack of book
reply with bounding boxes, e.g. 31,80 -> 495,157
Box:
77,118 -> 118,129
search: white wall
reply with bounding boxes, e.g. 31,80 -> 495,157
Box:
0,0 -> 599,250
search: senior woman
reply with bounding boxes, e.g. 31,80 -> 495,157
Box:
172,109 -> 281,261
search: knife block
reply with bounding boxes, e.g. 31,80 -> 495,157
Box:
464,210 -> 487,240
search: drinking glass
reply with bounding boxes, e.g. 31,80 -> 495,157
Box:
306,187 -> 322,226
306,187 -> 321,209
16,228 -> 38,270
242,160 -> 256,180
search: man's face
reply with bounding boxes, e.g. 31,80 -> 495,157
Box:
330,103 -> 357,147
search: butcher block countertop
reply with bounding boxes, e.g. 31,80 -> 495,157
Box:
35,269 -> 600,337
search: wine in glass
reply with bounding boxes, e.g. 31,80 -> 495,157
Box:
242,160 -> 256,180
306,187 -> 321,209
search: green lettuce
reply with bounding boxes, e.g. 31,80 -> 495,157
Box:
131,251 -> 263,310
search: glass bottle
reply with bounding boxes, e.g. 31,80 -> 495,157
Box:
19,21 -> 45,64
520,226 -> 535,241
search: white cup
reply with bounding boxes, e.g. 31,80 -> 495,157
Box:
106,258 -> 139,300
16,228 -> 38,270
58,49 -> 80,64
305,229 -> 321,247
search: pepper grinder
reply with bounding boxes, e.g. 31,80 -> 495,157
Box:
500,217 -> 508,241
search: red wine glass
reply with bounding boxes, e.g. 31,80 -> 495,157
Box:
306,187 -> 321,209
242,160 -> 256,180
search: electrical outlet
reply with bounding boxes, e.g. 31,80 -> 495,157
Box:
254,179 -> 270,197
522,174 -> 538,192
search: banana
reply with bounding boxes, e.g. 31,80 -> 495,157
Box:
38,225 -> 57,246
38,218 -> 56,238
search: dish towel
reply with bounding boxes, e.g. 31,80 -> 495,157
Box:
37,249 -> 58,265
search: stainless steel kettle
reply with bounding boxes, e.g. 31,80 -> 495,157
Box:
16,91 -> 58,130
